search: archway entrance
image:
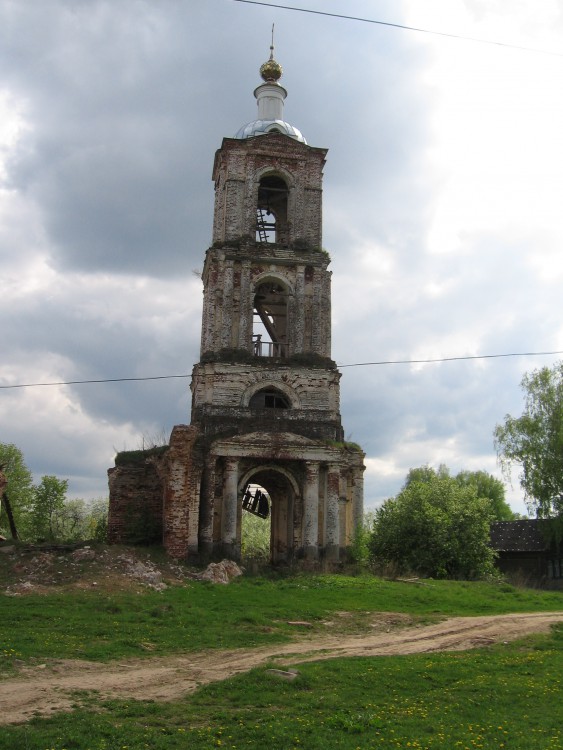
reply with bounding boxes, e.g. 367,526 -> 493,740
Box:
239,465 -> 297,564
241,483 -> 271,562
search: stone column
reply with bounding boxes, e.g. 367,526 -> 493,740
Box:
198,457 -> 216,560
325,464 -> 340,562
338,496 -> 347,552
352,465 -> 365,534
303,461 -> 319,561
221,458 -> 239,559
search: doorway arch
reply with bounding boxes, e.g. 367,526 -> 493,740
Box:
239,464 -> 299,563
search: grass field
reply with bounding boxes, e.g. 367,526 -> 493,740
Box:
2,574 -> 563,665
1,561 -> 563,749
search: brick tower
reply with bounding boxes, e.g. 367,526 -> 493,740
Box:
108,44 -> 365,564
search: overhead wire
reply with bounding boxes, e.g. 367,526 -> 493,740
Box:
1,350 -> 562,389
230,0 -> 563,57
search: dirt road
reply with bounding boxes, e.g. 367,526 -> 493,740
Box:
2,612 -> 562,725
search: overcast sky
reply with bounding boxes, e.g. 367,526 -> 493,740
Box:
1,0 -> 562,515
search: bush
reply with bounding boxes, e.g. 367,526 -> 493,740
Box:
370,476 -> 497,580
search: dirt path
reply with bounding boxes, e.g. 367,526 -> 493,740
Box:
2,612 -> 562,725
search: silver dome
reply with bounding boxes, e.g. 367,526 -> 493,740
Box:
234,118 -> 307,143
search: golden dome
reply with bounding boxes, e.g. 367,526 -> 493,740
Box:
260,55 -> 282,82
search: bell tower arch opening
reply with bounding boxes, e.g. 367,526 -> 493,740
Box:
252,276 -> 290,358
256,174 -> 289,244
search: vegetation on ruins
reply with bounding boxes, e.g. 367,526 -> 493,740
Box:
114,445 -> 169,466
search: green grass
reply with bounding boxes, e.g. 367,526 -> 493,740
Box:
2,575 -> 563,667
1,625 -> 562,749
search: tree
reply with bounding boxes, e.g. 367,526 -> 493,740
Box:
0,443 -> 34,538
404,465 -> 514,521
494,362 -> 563,517
403,464 -> 451,488
53,497 -> 109,542
370,475 -> 497,579
454,470 -> 514,521
29,475 -> 68,541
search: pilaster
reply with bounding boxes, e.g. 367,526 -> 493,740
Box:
303,460 -> 320,560
222,457 -> 240,559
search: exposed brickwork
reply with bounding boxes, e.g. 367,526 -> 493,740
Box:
108,123 -> 365,564
107,460 -> 165,545
162,425 -> 203,558
199,245 -> 332,359
212,134 -> 327,248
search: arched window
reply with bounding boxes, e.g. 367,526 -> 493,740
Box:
249,388 -> 290,409
256,175 -> 289,244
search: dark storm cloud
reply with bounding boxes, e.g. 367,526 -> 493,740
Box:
2,0 -> 428,277
0,1 -> 258,276
2,0 -> 559,516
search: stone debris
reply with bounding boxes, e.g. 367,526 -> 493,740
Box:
198,559 -> 243,584
70,547 -> 96,562
0,544 -> 245,594
5,580 -> 35,596
115,554 -> 167,591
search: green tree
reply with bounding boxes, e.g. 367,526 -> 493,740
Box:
55,497 -> 109,542
494,362 -> 563,517
404,465 -> 514,521
29,475 -> 68,541
454,470 -> 514,521
403,464 -> 450,488
84,497 -> 109,542
0,443 -> 34,538
349,510 -> 377,566
370,475 -> 497,579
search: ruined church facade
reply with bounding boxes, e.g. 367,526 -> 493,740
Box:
108,48 -> 365,564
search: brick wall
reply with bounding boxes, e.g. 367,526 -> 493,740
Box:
107,459 -> 165,544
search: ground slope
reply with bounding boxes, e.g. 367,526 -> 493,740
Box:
2,611 -> 562,725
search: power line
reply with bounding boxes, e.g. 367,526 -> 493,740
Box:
338,351 -> 563,368
231,0 -> 563,57
1,350 -> 562,390
0,374 -> 189,390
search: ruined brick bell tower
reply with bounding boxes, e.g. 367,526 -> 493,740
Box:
108,42 -> 365,563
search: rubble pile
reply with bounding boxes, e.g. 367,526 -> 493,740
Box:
0,542 -> 244,595
197,559 -> 243,584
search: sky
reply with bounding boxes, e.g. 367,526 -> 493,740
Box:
1,0 -> 562,516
